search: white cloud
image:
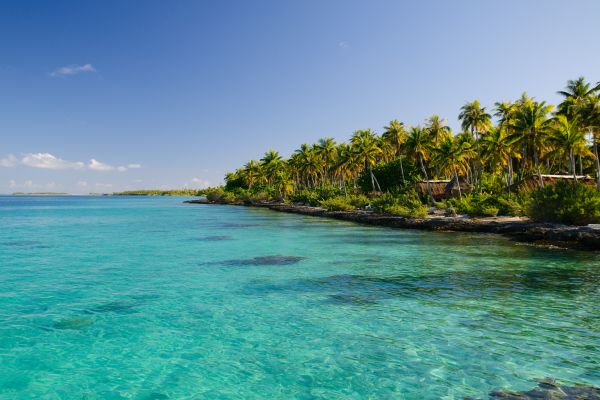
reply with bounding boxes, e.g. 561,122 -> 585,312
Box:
21,153 -> 85,170
89,159 -> 141,172
2,152 -> 141,172
9,179 -> 16,188
50,63 -> 96,77
89,159 -> 116,171
338,41 -> 349,49
0,154 -> 18,167
77,181 -> 88,188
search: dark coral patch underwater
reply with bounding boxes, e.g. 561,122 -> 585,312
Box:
219,255 -> 305,266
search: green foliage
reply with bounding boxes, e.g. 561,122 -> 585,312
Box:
370,190 -> 428,217
224,174 -> 248,191
290,186 -> 343,206
319,196 -> 356,211
205,187 -> 227,203
527,181 -> 600,225
447,192 -> 525,217
112,189 -> 202,196
357,158 -> 419,193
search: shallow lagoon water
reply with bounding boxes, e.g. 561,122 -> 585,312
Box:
0,195 -> 598,399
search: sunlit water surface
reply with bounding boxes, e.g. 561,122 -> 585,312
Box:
0,196 -> 598,399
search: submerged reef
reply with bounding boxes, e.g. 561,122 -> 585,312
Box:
52,317 -> 94,330
467,379 -> 600,400
220,255 -> 305,266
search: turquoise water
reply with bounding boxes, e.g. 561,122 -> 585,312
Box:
0,196 -> 598,400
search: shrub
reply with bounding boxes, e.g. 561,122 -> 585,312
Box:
290,189 -> 320,206
527,181 -> 600,225
370,190 -> 427,217
319,196 -> 355,211
205,187 -> 226,203
447,192 -> 524,217
290,186 -> 343,206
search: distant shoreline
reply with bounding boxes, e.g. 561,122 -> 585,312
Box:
184,199 -> 600,251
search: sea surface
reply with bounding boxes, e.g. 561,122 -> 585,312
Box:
0,195 -> 598,399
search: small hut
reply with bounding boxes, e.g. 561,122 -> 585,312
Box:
416,177 -> 472,200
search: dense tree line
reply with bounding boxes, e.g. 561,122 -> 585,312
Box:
225,78 -> 600,205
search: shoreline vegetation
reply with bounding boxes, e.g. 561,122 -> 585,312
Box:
186,77 -> 600,250
110,189 -> 203,196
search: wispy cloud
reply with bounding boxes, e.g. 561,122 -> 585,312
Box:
1,153 -> 141,172
89,159 -> 141,172
21,153 -> 85,170
338,41 -> 350,49
0,154 -> 18,167
50,63 -> 96,78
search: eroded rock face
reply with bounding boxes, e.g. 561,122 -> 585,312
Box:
467,379 -> 600,400
220,255 -> 305,266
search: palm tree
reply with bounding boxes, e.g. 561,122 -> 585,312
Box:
382,119 -> 408,185
510,97 -> 553,186
432,137 -> 474,199
557,77 -> 599,119
494,101 -> 518,186
459,100 -> 492,138
350,129 -> 383,192
548,116 -> 588,181
243,160 -> 261,188
405,126 -> 434,205
315,137 -> 338,186
261,149 -> 284,186
576,95 -> 600,188
480,127 -> 516,193
458,100 -> 491,189
425,115 -> 452,145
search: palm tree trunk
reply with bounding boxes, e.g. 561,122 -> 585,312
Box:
419,154 -> 434,205
399,155 -> 406,186
570,148 -> 577,182
534,147 -> 543,187
454,168 -> 462,199
578,154 -> 583,176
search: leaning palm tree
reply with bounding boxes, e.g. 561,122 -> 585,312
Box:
382,119 -> 408,185
350,129 -> 383,192
405,126 -> 434,204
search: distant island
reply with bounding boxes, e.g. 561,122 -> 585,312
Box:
12,192 -> 69,195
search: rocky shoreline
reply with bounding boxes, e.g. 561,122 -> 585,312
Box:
184,199 -> 600,251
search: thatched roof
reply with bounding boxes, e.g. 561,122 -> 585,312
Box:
416,177 -> 472,200
513,174 -> 596,191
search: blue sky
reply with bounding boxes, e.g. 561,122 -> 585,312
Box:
1,0 -> 599,194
